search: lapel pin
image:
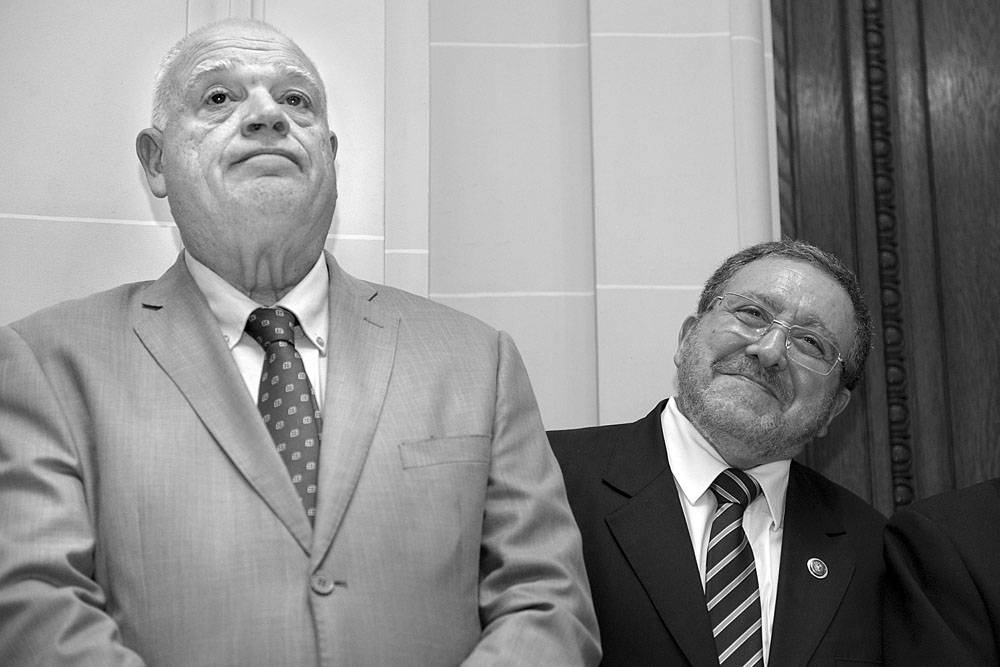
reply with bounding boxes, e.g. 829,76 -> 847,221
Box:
807,557 -> 828,579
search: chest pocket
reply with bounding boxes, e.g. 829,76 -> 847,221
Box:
398,435 -> 491,469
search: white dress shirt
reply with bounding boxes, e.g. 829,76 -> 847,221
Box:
184,251 -> 330,408
661,398 -> 790,665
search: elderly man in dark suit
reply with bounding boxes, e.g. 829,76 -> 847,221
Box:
550,240 -> 885,666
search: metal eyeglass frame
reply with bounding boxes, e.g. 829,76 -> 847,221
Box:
711,292 -> 844,376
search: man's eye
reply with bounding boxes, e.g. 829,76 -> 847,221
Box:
283,93 -> 308,107
796,333 -> 829,357
735,306 -> 768,323
207,92 -> 229,105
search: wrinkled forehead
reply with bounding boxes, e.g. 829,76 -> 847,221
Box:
726,257 -> 856,339
169,27 -> 325,103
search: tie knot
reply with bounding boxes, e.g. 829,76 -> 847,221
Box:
710,468 -> 761,508
245,307 -> 298,347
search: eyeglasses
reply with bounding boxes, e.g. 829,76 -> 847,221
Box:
710,292 -> 843,375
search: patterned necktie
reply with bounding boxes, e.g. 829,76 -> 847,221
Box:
705,468 -> 764,666
244,307 -> 322,524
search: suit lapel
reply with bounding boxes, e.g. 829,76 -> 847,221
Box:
132,256 -> 313,552
310,254 -> 398,565
769,463 -> 855,665
604,400 -> 719,666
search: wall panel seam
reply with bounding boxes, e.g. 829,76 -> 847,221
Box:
0,213 -> 168,227
591,32 -> 729,39
431,292 -> 594,299
430,42 -> 587,49
596,284 -> 703,291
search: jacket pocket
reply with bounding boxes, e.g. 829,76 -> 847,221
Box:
399,435 -> 491,469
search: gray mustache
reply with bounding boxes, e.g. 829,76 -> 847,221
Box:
712,356 -> 791,403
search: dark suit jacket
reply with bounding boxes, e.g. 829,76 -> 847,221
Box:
549,399 -> 886,666
884,478 -> 1000,665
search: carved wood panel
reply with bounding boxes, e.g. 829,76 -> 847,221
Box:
773,0 -> 1000,514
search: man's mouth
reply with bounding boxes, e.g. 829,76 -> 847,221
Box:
713,359 -> 791,405
729,372 -> 779,399
234,148 -> 299,167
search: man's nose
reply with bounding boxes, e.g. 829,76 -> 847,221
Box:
241,90 -> 289,137
745,324 -> 789,369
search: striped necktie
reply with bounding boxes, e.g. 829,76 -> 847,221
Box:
705,468 -> 764,666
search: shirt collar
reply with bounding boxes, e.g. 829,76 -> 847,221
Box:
184,250 -> 330,355
662,398 -> 790,528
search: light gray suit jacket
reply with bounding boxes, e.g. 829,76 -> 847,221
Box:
0,253 -> 599,666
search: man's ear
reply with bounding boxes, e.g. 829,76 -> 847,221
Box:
672,315 -> 700,368
329,131 -> 338,160
136,128 -> 168,198
816,387 -> 852,438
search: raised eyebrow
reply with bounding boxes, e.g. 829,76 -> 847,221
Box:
183,59 -> 322,99
732,292 -> 776,313
275,63 -> 322,92
184,58 -> 241,96
738,292 -> 836,337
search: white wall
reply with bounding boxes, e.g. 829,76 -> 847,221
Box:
0,0 -> 777,429
427,0 -> 779,426
0,0 -> 386,323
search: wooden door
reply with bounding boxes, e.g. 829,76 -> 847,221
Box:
772,0 -> 1000,516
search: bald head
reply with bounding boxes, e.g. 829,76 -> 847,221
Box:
151,19 -> 326,130
136,18 -> 339,303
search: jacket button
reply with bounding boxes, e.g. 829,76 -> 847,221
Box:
311,574 -> 336,595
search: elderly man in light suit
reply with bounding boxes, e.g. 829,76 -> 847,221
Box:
0,19 -> 599,665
